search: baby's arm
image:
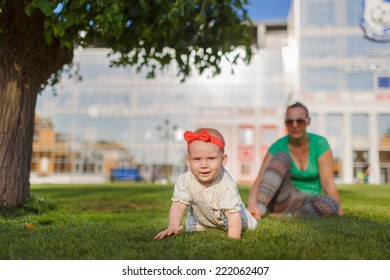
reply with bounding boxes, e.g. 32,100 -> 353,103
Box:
154,201 -> 187,240
224,211 -> 242,240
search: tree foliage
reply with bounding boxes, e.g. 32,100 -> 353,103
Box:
0,0 -> 254,208
24,0 -> 254,81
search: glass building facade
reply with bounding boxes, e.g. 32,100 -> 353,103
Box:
32,23 -> 290,183
31,0 -> 390,184
289,0 -> 390,183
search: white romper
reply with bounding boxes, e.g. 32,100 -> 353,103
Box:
172,169 -> 258,232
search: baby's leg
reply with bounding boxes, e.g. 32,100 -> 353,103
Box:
185,207 -> 207,232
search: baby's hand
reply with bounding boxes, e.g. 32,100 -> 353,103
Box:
228,231 -> 241,240
154,225 -> 184,240
225,211 -> 242,240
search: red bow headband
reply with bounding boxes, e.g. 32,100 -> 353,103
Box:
183,129 -> 225,153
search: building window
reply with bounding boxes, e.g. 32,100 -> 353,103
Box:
346,0 -> 364,27
347,73 -> 373,90
352,114 -> 368,136
31,152 -> 40,172
302,67 -> 339,90
307,114 -> 318,134
301,37 -> 338,58
54,156 -> 71,173
378,114 -> 390,142
378,114 -> 390,181
304,2 -> 335,27
239,127 -> 254,146
263,128 -> 276,146
259,125 -> 277,161
241,163 -> 251,176
326,114 -> 343,163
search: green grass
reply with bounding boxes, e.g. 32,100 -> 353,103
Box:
0,183 -> 389,260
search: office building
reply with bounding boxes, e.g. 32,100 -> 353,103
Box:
32,0 -> 390,184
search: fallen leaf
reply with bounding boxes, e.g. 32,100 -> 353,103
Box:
24,223 -> 36,231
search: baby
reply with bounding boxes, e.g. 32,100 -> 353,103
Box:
155,128 -> 257,240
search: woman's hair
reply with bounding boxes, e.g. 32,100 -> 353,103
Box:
286,102 -> 310,118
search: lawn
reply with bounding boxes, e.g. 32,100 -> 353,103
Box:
0,183 -> 389,260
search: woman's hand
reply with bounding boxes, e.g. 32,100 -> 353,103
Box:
247,205 -> 261,219
247,152 -> 272,220
318,149 -> 344,217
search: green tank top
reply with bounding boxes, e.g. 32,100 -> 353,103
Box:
268,133 -> 330,195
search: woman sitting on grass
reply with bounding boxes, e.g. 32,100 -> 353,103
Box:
155,128 -> 257,240
247,102 -> 344,218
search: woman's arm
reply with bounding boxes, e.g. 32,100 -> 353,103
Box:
318,149 -> 344,216
154,201 -> 188,239
224,211 -> 242,240
247,152 -> 273,219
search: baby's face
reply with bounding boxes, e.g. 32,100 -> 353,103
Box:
186,140 -> 227,188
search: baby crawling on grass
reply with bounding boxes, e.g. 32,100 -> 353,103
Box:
155,128 -> 257,240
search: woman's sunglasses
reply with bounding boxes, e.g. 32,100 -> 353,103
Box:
284,118 -> 308,127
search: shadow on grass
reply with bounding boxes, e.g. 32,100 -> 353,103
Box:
0,193 -> 57,218
31,184 -> 172,213
33,184 -> 171,199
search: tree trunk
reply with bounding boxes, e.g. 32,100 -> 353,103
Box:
0,60 -> 38,207
0,2 -> 73,207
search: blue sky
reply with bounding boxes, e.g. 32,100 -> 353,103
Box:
246,0 -> 291,22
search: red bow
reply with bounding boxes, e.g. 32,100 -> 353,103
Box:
183,129 -> 211,142
183,129 -> 225,152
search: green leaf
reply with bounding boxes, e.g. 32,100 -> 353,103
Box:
26,0 -> 56,16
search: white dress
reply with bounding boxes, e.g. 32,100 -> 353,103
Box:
172,169 -> 258,232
